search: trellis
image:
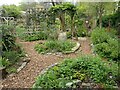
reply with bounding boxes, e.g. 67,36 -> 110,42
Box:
0,17 -> 14,25
25,7 -> 48,34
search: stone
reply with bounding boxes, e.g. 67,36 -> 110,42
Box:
17,62 -> 27,73
82,83 -> 91,87
66,82 -> 73,87
25,54 -> 28,57
46,53 -> 52,55
72,42 -> 80,51
23,58 -> 30,62
73,80 -> 81,84
78,37 -> 87,41
58,32 -> 67,41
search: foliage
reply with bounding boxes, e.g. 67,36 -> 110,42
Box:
24,32 -> 48,41
102,11 -> 120,29
91,27 -> 110,45
2,51 -> 21,65
21,30 -> 58,41
1,25 -> 24,74
0,57 -> 10,67
91,27 -> 119,60
6,67 -> 17,74
16,26 -> 26,39
66,31 -> 72,39
1,50 -> 24,73
66,25 -> 87,38
49,3 -> 77,32
1,25 -> 16,51
33,55 -> 118,88
35,40 -> 76,53
77,26 -> 87,37
2,5 -> 21,18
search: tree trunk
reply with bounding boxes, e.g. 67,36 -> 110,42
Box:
71,16 -> 76,39
99,2 -> 104,29
99,13 -> 102,29
59,14 -> 65,32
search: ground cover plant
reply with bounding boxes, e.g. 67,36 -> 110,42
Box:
33,55 -> 118,89
35,40 -> 76,54
1,24 -> 25,74
91,27 -> 119,61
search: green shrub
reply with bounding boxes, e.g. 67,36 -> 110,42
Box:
22,30 -> 58,41
91,27 -> 110,44
66,26 -> 87,39
33,55 -> 118,88
102,11 -> 120,29
6,67 -> 17,74
91,27 -> 119,60
95,38 -> 119,60
2,51 -> 21,64
16,26 -> 26,40
0,57 -> 11,67
66,31 -> 72,39
23,31 -> 48,41
1,25 -> 16,51
77,26 -> 87,37
47,30 -> 58,40
35,40 -> 76,53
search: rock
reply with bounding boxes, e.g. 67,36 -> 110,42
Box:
66,82 -> 73,87
66,80 -> 81,87
23,58 -> 30,62
58,32 -> 67,41
40,63 -> 58,75
17,62 -> 27,73
46,53 -> 52,55
78,37 -> 87,41
56,52 -> 62,55
56,54 -> 63,58
25,54 -> 28,57
53,53 -> 56,55
82,83 -> 91,87
72,42 -> 80,51
73,80 -> 81,84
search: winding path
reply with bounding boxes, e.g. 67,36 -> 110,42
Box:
2,38 -> 91,88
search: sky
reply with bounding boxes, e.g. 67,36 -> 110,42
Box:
0,0 -> 21,6
0,0 -> 119,6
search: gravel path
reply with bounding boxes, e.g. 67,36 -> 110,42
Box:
2,38 -> 91,88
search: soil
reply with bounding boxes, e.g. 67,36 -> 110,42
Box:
2,38 -> 92,88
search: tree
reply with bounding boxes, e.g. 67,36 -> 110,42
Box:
2,5 -> 21,19
49,3 -> 77,33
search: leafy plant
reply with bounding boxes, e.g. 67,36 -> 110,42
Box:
0,57 -> 11,67
77,26 -> 87,37
33,55 -> 118,88
6,67 -> 17,74
1,25 -> 16,51
91,27 -> 110,44
91,27 -> 119,60
35,40 -> 76,54
2,51 -> 21,64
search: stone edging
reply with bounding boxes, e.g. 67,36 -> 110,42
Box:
40,63 -> 58,75
63,42 -> 80,54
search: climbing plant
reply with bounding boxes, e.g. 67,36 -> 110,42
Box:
49,3 -> 77,35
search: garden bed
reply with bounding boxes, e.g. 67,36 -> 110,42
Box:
34,40 -> 80,54
33,55 -> 118,89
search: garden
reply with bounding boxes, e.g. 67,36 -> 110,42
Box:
0,1 -> 120,89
